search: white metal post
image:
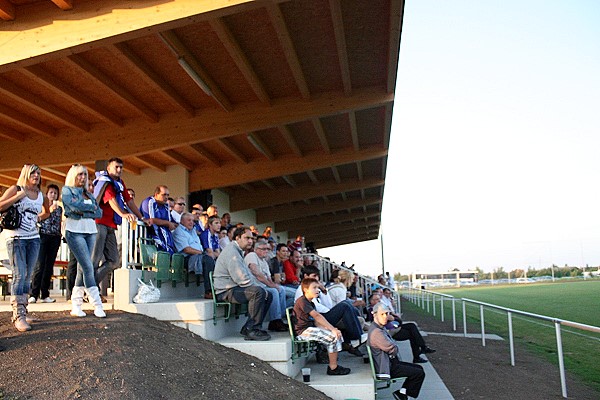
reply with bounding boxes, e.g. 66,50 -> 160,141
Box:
507,311 -> 515,366
432,294 -> 436,317
555,322 -> 568,398
480,304 -> 486,346
121,220 -> 129,269
452,298 -> 456,331
440,296 -> 445,322
462,300 -> 467,336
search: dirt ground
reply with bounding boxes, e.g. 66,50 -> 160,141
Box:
400,301 -> 599,400
0,302 -> 597,400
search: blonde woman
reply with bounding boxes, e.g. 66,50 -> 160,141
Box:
0,164 -> 49,332
329,269 -> 366,310
62,165 -> 105,318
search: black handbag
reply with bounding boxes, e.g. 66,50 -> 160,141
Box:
0,205 -> 21,231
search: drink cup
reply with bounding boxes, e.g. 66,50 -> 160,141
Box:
302,367 -> 311,382
131,219 -> 137,230
274,273 -> 281,283
280,272 -> 286,283
363,355 -> 370,364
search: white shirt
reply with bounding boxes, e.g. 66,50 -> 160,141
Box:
294,284 -> 333,313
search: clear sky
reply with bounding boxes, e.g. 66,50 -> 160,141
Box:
319,0 -> 600,278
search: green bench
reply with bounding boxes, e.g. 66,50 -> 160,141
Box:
208,271 -> 248,326
285,306 -> 318,362
366,345 -> 406,398
138,237 -> 185,288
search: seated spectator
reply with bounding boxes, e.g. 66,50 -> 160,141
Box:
368,303 -> 425,400
214,227 -> 272,341
282,249 -> 302,287
140,185 -> 177,254
220,212 -> 232,230
294,278 -> 351,376
288,235 -> 304,253
206,204 -> 218,217
262,226 -> 275,242
294,265 -> 364,357
328,269 -> 366,310
268,243 -> 295,305
200,216 -> 221,260
191,207 -> 205,235
172,212 -> 215,299
244,239 -> 288,332
171,196 -> 186,224
218,228 -> 229,250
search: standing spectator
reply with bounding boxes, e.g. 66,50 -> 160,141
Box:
0,164 -> 49,331
386,271 -> 396,288
367,303 -> 425,400
288,235 -> 304,253
62,164 -> 106,318
213,227 -> 272,341
92,158 -> 145,297
171,196 -> 186,224
206,204 -> 218,217
140,185 -> 177,253
29,184 -> 62,303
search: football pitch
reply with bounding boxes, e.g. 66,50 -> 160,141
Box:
421,280 -> 600,393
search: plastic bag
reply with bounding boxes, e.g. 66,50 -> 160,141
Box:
132,278 -> 160,304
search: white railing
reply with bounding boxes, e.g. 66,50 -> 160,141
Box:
120,219 -> 148,269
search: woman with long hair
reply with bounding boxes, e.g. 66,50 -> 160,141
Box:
62,164 -> 105,318
0,164 -> 49,331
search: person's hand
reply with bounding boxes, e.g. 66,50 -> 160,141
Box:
332,328 -> 343,340
123,213 -> 137,222
354,299 -> 366,308
168,221 -> 178,231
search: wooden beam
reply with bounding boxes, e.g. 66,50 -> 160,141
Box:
384,103 -> 392,149
0,103 -> 56,137
111,43 -> 195,117
261,180 -> 275,190
331,167 -> 341,184
275,210 -> 380,232
313,234 -> 379,250
266,3 -> 310,99
0,0 -> 15,21
230,177 -> 384,212
282,175 -> 296,188
0,176 -> 15,187
161,150 -> 195,171
306,170 -> 319,184
189,144 -> 221,167
256,196 -> 382,224
66,55 -> 159,123
0,88 -> 393,169
217,138 -> 248,163
39,170 -> 67,184
21,65 -> 124,127
349,111 -> 359,150
159,30 -> 232,112
278,125 -> 302,157
0,76 -> 89,132
294,221 -> 380,241
209,17 -> 270,104
40,166 -> 67,177
0,126 -> 26,142
329,0 -> 351,95
0,0 -> 256,71
247,133 -> 275,161
387,0 -> 405,93
123,163 -> 142,175
239,183 -> 252,192
308,225 -> 380,242
311,117 -> 330,154
50,0 -> 73,11
131,155 -> 166,172
191,146 -> 386,192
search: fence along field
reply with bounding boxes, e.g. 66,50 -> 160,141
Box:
431,280 -> 600,393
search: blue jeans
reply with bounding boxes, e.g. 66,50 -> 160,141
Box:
322,301 -> 362,342
30,233 -> 62,299
65,231 -> 97,288
265,285 -> 287,321
6,237 -> 40,295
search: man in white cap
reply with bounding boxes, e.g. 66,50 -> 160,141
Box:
367,303 -> 425,400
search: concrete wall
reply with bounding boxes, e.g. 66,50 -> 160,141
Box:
122,165 -> 188,204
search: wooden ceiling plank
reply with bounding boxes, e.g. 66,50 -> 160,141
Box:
0,0 -> 14,21
256,196 -> 382,224
189,144 -> 221,167
217,138 -> 248,163
265,3 -> 310,99
356,161 -> 363,181
0,76 -> 89,132
306,170 -> 319,184
40,167 -> 66,177
278,125 -> 302,157
0,88 -> 393,169
209,18 -> 270,104
313,234 -> 379,249
383,103 -> 392,149
161,149 -> 195,171
311,117 -> 330,154
111,43 -> 195,118
0,103 -> 56,137
122,163 -> 142,175
293,221 -> 380,240
131,155 -> 166,172
331,167 -> 341,184
349,111 -> 359,151
230,177 -> 384,212
387,0 -> 404,94
309,228 -> 380,243
50,0 -> 73,11
21,66 -> 124,128
261,180 -> 275,190
0,126 -> 26,142
159,30 -> 232,112
247,133 -> 275,161
275,210 -> 380,232
191,145 -> 386,192
329,0 -> 351,95
239,183 -> 253,192
66,55 -> 159,123
282,175 -> 296,188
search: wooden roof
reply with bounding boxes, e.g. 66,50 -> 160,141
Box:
0,0 -> 404,249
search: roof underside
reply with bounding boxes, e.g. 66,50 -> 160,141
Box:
0,0 -> 404,250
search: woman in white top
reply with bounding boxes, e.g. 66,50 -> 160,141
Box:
62,165 -> 105,318
0,164 -> 49,332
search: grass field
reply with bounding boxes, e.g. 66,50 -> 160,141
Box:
405,280 -> 600,393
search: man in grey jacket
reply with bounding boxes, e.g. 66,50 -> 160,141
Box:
367,303 -> 425,400
213,226 -> 272,341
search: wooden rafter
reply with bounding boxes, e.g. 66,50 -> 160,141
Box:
261,180 -> 275,190
265,3 -> 310,99
278,125 -> 302,157
217,138 -> 247,163
331,167 -> 341,184
66,55 -> 159,123
309,226 -> 380,243
0,103 -> 56,137
387,0 -> 404,93
292,221 -> 380,240
189,144 -> 221,167
275,210 -> 380,232
39,169 -> 67,183
0,76 -> 89,132
239,183 -> 253,192
349,111 -> 359,150
209,18 -> 270,104
0,126 -> 26,142
123,163 -> 142,175
256,196 -> 382,224
111,43 -> 195,117
21,66 -> 124,127
247,133 -> 274,161
190,146 -> 386,192
50,0 -> 73,11
230,177 -> 384,212
306,170 -> 319,184
159,30 -> 232,112
161,150 -> 195,171
313,233 -> 379,249
384,103 -> 392,149
131,155 -> 166,172
311,117 -> 330,153
0,0 -> 14,21
282,175 -> 296,188
329,0 -> 351,95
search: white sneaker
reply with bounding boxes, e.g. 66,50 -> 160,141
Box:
41,297 -> 56,303
28,296 -> 37,303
